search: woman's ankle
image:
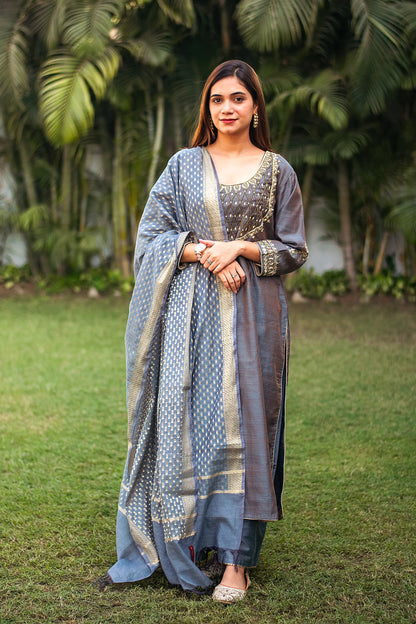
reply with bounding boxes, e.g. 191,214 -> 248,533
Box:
220,564 -> 247,589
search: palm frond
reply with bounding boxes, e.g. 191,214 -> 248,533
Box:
309,2 -> 351,61
269,70 -> 349,130
303,144 -> 331,166
35,228 -> 100,272
384,153 -> 416,242
402,67 -> 416,91
120,31 -> 171,66
282,140 -> 332,167
386,195 -> 416,242
236,0 -> 323,52
350,0 -> 410,115
402,1 -> 416,38
0,18 -> 30,105
29,0 -> 68,51
259,64 -> 302,97
3,108 -> 29,143
18,204 -> 50,230
324,129 -> 369,160
155,0 -> 196,29
63,0 -> 126,56
39,47 -> 120,145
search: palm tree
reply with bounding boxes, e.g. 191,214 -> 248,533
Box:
0,0 -> 125,273
0,0 -> 196,276
236,0 -> 416,287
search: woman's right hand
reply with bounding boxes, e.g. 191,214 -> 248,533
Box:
216,260 -> 246,293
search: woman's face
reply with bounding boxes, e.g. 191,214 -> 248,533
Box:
209,76 -> 257,138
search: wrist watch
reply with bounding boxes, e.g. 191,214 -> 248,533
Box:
194,243 -> 206,261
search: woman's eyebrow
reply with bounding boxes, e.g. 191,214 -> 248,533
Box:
210,91 -> 246,98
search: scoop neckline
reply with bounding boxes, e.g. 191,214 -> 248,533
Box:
204,148 -> 269,187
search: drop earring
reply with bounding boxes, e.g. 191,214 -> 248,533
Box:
253,112 -> 259,128
209,117 -> 214,132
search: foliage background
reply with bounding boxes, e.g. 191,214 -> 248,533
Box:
0,0 -> 415,288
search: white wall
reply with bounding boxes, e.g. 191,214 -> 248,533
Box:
0,117 -> 27,265
305,198 -> 344,273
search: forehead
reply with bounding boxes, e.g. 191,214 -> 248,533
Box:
210,75 -> 250,97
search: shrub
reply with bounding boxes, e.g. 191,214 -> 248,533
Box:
285,269 -> 349,299
286,269 -> 415,302
37,268 -> 134,295
0,264 -> 32,289
359,272 -> 416,302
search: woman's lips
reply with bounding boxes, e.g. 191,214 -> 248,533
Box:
220,119 -> 237,123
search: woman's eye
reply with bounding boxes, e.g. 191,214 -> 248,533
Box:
212,98 -> 221,104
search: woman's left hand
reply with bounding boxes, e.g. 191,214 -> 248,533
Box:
217,261 -> 246,293
199,239 -> 241,273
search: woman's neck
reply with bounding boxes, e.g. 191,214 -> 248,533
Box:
208,133 -> 260,157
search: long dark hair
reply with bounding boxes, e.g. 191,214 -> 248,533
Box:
191,60 -> 271,151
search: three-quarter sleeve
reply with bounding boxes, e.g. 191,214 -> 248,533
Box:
255,162 -> 308,277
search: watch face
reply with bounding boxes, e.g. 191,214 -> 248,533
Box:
195,243 -> 206,254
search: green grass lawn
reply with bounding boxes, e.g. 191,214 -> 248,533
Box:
0,296 -> 414,624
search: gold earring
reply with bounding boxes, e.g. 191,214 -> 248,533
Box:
209,117 -> 214,132
253,112 -> 259,128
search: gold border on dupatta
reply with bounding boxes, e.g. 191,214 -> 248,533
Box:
201,147 -> 243,494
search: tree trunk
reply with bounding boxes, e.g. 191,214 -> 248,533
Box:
18,140 -> 38,207
277,116 -> 293,154
301,163 -> 314,224
50,176 -> 58,224
79,170 -> 88,233
72,166 -> 79,230
374,231 -> 389,276
125,146 -> 140,251
60,144 -> 72,229
127,176 -> 139,252
145,89 -> 154,145
404,240 -> 416,277
172,100 -> 182,152
218,0 -> 230,54
362,221 -> 373,276
146,78 -> 165,192
112,114 -> 130,277
338,159 -> 357,290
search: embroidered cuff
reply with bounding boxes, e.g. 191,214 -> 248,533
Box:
288,245 -> 309,264
255,240 -> 279,276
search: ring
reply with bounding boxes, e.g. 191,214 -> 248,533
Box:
207,259 -> 212,264
231,273 -> 238,278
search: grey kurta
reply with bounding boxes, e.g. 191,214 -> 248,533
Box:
216,149 -> 308,520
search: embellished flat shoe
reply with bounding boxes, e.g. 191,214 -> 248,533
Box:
212,572 -> 250,604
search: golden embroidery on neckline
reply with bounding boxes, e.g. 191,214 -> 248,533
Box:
219,150 -> 269,191
220,152 -> 280,241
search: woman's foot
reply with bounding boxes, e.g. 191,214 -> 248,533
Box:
212,565 -> 250,603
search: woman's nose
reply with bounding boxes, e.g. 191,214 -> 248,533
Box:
221,99 -> 233,112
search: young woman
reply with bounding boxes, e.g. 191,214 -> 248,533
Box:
104,60 -> 308,603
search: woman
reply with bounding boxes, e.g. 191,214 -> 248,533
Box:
105,60 -> 308,603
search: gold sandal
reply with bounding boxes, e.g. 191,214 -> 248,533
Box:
212,572 -> 250,604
